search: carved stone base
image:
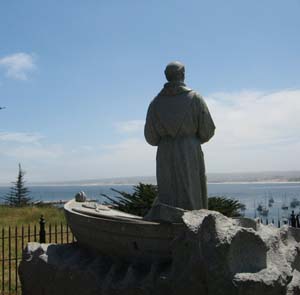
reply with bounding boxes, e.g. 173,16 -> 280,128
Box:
19,210 -> 300,295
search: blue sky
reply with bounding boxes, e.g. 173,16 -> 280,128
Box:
0,0 -> 300,183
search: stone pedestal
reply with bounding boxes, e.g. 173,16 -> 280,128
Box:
19,210 -> 300,295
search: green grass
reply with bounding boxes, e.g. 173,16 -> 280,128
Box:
0,205 -> 66,228
0,205 -> 73,293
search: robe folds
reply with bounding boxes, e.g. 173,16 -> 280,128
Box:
144,82 -> 215,210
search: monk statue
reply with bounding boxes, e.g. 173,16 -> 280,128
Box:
144,61 -> 215,218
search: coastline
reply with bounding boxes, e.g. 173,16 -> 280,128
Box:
1,180 -> 300,188
207,181 -> 300,185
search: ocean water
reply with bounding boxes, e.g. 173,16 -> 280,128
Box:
1,182 -> 300,222
207,182 -> 300,222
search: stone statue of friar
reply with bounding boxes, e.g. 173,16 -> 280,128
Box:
144,61 -> 215,214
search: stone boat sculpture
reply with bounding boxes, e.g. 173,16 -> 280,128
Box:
64,199 -> 185,262
21,203 -> 300,294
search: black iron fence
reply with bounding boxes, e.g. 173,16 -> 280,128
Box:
0,216 -> 74,295
259,210 -> 300,228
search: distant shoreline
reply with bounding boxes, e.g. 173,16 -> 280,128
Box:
1,180 -> 300,187
208,181 -> 300,185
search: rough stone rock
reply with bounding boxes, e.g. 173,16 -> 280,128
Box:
19,210 -> 300,295
143,202 -> 186,223
287,270 -> 300,295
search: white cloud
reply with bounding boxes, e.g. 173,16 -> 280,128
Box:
0,53 -> 36,80
2,145 -> 64,160
97,138 -> 155,176
0,132 -> 43,144
0,138 -> 156,183
206,89 -> 300,147
58,139 -> 156,180
0,132 -> 62,162
115,120 -> 145,133
1,88 -> 300,183
203,89 -> 300,172
0,132 -> 155,183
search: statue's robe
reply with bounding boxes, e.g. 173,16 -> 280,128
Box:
144,82 -> 215,210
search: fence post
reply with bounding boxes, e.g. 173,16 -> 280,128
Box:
39,215 -> 46,243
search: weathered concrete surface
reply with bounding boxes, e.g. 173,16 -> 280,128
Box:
144,62 -> 215,211
19,210 -> 300,295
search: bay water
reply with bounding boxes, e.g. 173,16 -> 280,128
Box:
1,182 -> 300,222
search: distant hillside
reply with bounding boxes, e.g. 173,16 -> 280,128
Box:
20,171 -> 300,186
27,176 -> 157,186
207,171 -> 300,183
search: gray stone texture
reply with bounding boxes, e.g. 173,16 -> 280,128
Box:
19,210 -> 300,295
144,62 -> 215,213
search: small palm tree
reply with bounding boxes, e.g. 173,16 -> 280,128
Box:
208,196 -> 245,217
102,183 -> 245,218
101,183 -> 157,217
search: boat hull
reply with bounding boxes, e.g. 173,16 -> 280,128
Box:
64,200 -> 185,262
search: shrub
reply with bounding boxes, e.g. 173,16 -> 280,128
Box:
102,183 -> 245,218
102,183 -> 157,217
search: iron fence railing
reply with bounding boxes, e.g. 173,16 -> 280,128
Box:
0,216 -> 74,295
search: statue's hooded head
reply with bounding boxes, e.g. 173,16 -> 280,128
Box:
164,61 -> 185,83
